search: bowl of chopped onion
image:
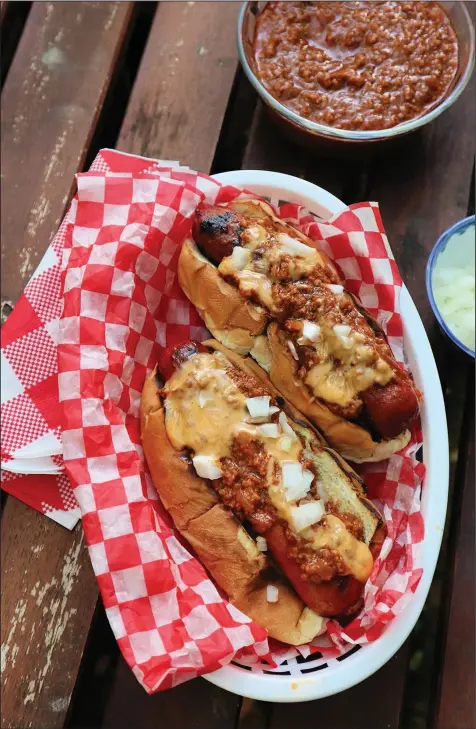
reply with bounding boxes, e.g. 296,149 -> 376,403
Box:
426,215 -> 475,358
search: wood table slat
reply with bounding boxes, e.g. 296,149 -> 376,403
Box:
117,0 -> 240,172
434,395 -> 475,729
100,661 -> 241,729
1,0 -> 133,309
269,647 -> 410,729
1,501 -> 98,729
1,4 -> 133,728
366,89 -> 475,335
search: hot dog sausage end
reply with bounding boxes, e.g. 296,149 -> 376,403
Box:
192,205 -> 244,265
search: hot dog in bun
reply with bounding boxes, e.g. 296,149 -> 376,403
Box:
140,339 -> 385,644
178,199 -> 420,462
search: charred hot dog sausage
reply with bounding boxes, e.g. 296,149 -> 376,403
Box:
157,341 -> 207,382
362,378 -> 420,440
192,205 -> 243,266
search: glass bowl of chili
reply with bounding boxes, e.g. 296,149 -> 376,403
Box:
237,1 -> 475,147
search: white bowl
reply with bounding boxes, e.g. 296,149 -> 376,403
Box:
426,215 -> 475,358
201,170 -> 449,702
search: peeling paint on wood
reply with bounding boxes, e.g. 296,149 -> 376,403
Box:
2,534 -> 84,708
1,299 -> 13,324
1,500 -> 98,729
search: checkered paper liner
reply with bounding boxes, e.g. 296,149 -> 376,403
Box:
54,150 -> 425,692
0,151 -> 194,526
1,190 -> 80,525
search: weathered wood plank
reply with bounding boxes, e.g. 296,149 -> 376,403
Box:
1,4 -> 134,728
434,396 -> 475,729
117,0 -> 240,172
1,1 -> 133,309
1,502 -> 97,729
100,661 -> 241,729
242,99 -> 372,204
270,647 -> 410,729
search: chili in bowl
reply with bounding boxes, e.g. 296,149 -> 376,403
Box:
238,1 -> 475,145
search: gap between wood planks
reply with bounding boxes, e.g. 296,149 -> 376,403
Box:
0,1 -> 31,88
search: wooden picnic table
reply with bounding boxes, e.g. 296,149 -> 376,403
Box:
1,3 -> 474,728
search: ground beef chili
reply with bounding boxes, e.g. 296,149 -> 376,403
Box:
224,365 -> 269,399
218,430 -> 359,582
254,1 -> 459,131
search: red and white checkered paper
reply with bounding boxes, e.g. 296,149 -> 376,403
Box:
1,197 -> 80,526
53,150 -> 425,691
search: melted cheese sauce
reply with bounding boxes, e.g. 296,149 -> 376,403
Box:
305,515 -> 373,582
303,325 -> 393,407
163,352 -> 248,457
163,351 -> 373,581
217,211 -> 393,407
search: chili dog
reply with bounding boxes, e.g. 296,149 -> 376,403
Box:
178,199 -> 420,462
140,339 -> 386,643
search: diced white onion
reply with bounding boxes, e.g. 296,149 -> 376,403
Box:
192,455 -> 223,480
279,412 -> 296,439
249,335 -> 272,374
282,462 -> 313,503
279,232 -> 316,257
433,254 -> 475,351
246,396 -> 271,419
291,501 -> 326,532
297,321 -> 321,345
257,423 -> 280,439
266,585 -> 279,603
231,246 -> 251,270
282,461 -> 304,489
279,436 -> 293,453
198,391 -> 212,408
247,403 -> 278,424
287,340 -> 299,360
333,324 -> 354,349
333,324 -> 351,337
301,469 -> 315,491
256,536 -> 268,552
327,284 -> 344,296
285,481 -> 312,503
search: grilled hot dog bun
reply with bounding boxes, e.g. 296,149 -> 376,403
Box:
141,372 -> 325,645
141,339 -> 385,642
178,199 -> 419,462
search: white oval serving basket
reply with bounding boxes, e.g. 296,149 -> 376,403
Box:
201,169 -> 449,702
